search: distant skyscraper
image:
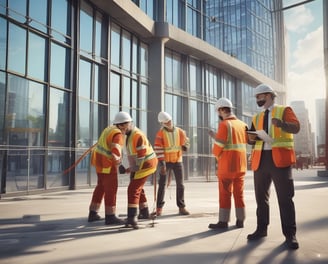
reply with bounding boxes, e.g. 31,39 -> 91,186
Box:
290,101 -> 314,158
206,0 -> 285,82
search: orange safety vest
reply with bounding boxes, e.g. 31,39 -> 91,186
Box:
251,105 -> 296,170
126,127 -> 158,179
91,125 -> 123,174
212,118 -> 247,174
154,127 -> 189,163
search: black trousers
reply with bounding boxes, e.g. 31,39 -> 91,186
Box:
156,162 -> 186,209
253,150 -> 297,237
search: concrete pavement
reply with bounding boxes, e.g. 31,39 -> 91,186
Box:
0,168 -> 328,264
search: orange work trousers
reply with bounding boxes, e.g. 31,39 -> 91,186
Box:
128,176 -> 148,207
90,168 -> 118,208
218,172 -> 245,209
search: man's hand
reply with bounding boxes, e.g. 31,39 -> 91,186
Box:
118,165 -> 126,174
272,118 -> 282,127
159,160 -> 166,174
208,130 -> 216,139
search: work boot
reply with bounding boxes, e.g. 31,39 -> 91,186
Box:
126,207 -> 139,229
179,207 -> 190,215
285,235 -> 299,250
88,211 -> 101,222
156,208 -> 162,216
236,220 -> 244,228
105,214 -> 125,225
208,221 -> 228,229
247,227 -> 267,240
138,207 -> 150,219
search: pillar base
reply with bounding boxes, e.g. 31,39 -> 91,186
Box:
317,170 -> 328,177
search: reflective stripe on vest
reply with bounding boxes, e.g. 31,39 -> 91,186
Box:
162,128 -> 182,153
222,121 -> 247,152
127,128 -> 157,179
253,105 -> 294,149
94,126 -> 120,158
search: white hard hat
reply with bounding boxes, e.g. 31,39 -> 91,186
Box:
158,111 -> 172,123
254,84 -> 277,97
215,97 -> 234,110
113,111 -> 133,124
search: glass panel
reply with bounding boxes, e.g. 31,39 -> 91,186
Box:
5,76 -> 45,192
0,0 -> 5,14
139,83 -> 147,132
172,53 -> 181,90
122,76 -> 130,109
0,71 -> 5,143
122,30 -> 131,71
79,60 -> 91,99
165,53 -> 172,89
6,76 -> 45,146
48,88 -> 69,147
48,88 -> 69,188
47,149 -> 69,187
131,80 -> 137,110
94,65 -> 99,101
189,60 -> 196,94
0,17 -> 6,70
110,24 -> 120,66
80,3 -> 93,57
8,23 -> 26,74
140,43 -> 148,77
8,0 -> 27,23
96,65 -> 107,103
109,72 -> 120,122
132,37 -> 138,75
50,42 -> 70,88
95,12 -> 103,60
29,0 -> 47,33
77,98 -> 90,147
6,148 -> 45,192
28,32 -> 46,81
76,98 -> 90,185
93,103 -> 99,143
51,0 -> 70,41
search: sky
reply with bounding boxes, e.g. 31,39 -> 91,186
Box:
283,0 -> 325,133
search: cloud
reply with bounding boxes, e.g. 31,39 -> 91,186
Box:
286,25 -> 325,134
287,66 -> 325,102
291,26 -> 323,70
284,4 -> 314,32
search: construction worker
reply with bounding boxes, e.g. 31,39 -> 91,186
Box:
208,98 -> 248,229
154,111 -> 190,216
88,111 -> 132,225
118,112 -> 158,229
247,84 -> 300,250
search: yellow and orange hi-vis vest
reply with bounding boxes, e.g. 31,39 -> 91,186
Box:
154,127 -> 190,163
212,117 -> 248,175
126,127 -> 158,179
251,105 -> 296,170
91,125 -> 123,174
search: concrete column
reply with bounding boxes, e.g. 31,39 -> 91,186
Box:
147,37 -> 167,144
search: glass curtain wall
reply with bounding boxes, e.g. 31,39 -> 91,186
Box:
206,0 -> 275,79
110,24 -> 149,132
77,2 -> 109,186
0,0 -> 150,194
0,0 -> 72,193
164,49 -> 237,180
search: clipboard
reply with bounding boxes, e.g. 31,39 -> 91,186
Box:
247,130 -> 274,144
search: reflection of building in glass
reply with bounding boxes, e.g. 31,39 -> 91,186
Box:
205,0 -> 283,81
